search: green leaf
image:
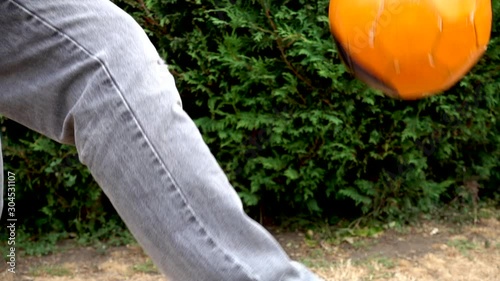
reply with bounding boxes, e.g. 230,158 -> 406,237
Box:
284,167 -> 300,180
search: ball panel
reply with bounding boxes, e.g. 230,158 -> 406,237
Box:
474,0 -> 493,47
431,0 -> 476,22
376,0 -> 440,58
432,20 -> 478,73
329,0 -> 392,90
332,34 -> 400,98
344,39 -> 396,90
384,55 -> 450,99
440,48 -> 486,91
328,0 -> 383,55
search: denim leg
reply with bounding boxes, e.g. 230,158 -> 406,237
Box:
0,1 -> 323,280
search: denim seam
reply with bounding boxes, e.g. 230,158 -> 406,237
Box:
7,1 -> 259,280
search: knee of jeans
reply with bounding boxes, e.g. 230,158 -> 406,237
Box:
90,10 -> 163,77
94,16 -> 183,106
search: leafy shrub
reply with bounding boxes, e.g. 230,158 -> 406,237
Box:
115,0 -> 500,222
0,118 -> 121,237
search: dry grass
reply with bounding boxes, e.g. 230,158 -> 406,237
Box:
1,217 -> 498,281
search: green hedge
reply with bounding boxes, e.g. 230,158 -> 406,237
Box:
2,0 -> 500,236
0,120 -> 118,235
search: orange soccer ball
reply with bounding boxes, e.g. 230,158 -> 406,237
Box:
328,0 -> 492,100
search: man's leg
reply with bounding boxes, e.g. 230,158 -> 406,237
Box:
0,1 -> 323,280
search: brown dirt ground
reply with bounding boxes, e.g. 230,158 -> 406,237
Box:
1,217 -> 499,281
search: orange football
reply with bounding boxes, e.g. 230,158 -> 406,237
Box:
329,0 -> 492,100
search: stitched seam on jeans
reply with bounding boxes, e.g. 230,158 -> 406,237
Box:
8,1 -> 260,280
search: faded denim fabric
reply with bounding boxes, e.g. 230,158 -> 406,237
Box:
0,1 -> 324,280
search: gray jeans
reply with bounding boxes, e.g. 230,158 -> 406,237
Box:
0,1 -> 323,280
